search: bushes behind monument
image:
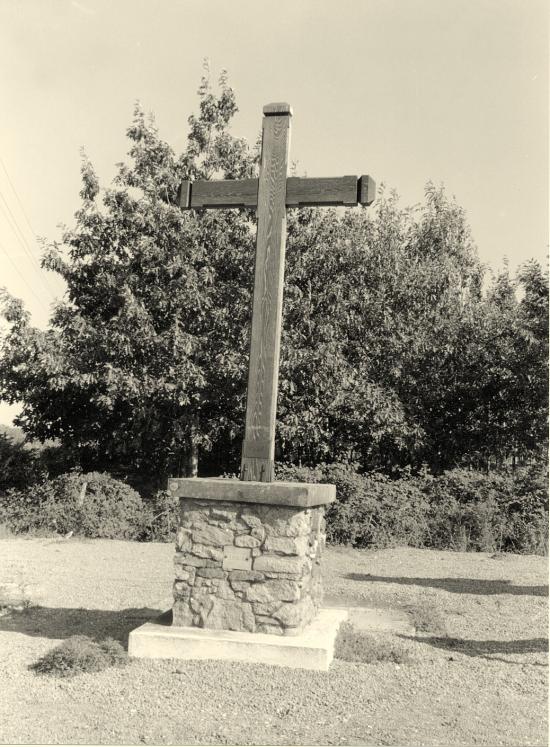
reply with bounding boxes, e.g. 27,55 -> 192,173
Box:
278,462 -> 548,555
0,433 -> 46,492
0,464 -> 546,554
0,471 -> 148,539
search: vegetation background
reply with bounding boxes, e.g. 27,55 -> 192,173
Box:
0,69 -> 547,554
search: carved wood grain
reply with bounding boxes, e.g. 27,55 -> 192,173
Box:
179,176 -> 367,209
286,175 -> 358,206
240,109 -> 291,481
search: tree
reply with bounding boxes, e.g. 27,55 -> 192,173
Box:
1,65 -> 258,482
280,184 -> 491,472
1,67 -> 546,480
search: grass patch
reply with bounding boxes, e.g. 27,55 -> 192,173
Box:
406,602 -> 448,636
334,621 -> 412,664
30,635 -> 128,677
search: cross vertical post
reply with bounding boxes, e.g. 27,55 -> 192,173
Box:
240,103 -> 292,482
177,102 -> 376,484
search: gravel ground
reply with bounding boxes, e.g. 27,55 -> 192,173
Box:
0,537 -> 547,746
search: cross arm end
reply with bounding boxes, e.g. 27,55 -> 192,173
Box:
359,175 -> 376,206
178,181 -> 192,209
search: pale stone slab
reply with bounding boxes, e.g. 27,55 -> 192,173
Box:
330,605 -> 416,635
168,477 -> 335,508
128,608 -> 348,671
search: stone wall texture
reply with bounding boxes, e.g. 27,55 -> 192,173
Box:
172,498 -> 326,635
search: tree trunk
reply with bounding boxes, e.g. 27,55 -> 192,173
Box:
187,442 -> 198,477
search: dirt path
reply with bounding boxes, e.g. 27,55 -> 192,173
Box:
0,538 -> 547,745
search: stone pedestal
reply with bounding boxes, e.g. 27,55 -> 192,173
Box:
167,478 -> 334,636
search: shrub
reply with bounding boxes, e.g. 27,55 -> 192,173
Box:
141,489 -> 180,541
406,603 -> 448,636
334,621 -> 412,664
417,466 -> 548,553
418,470 -> 505,552
499,464 -> 549,554
31,635 -> 127,677
0,433 -> 46,492
0,471 -> 149,539
276,461 -> 548,554
277,462 -> 429,548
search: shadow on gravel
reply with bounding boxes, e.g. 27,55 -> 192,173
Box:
345,574 -> 548,597
0,606 -> 166,648
399,634 -> 549,664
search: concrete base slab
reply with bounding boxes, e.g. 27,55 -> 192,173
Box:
347,607 -> 415,635
128,608 -> 348,671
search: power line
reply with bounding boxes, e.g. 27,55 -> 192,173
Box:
0,187 -> 57,300
0,238 -> 51,315
0,157 -> 59,297
0,156 -> 38,239
0,186 -> 56,297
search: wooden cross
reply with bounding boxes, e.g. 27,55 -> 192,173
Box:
179,102 -> 375,483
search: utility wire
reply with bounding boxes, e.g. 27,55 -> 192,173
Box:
0,156 -> 59,296
0,238 -> 50,315
0,156 -> 39,239
0,187 -> 57,300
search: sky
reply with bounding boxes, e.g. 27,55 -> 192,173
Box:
0,0 -> 548,425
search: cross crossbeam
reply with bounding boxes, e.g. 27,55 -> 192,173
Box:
177,102 -> 375,482
179,175 -> 376,210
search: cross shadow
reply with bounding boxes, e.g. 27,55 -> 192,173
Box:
344,574 -> 548,597
0,605 -> 170,649
398,633 -> 549,665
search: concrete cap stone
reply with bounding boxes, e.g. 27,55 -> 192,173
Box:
167,477 -> 335,508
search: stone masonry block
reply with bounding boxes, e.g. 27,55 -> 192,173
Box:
173,581 -> 192,599
257,506 -> 311,538
174,563 -> 196,585
245,579 -> 300,604
172,601 -> 194,627
172,481 -> 331,636
175,527 -> 193,552
192,525 -> 233,547
262,535 -> 309,556
175,553 -> 207,569
235,534 -> 262,548
252,555 -> 307,574
215,581 -> 236,600
273,596 -> 316,629
196,567 -> 225,579
229,581 -> 251,593
200,597 -> 255,632
175,553 -> 220,568
250,525 -> 266,542
252,601 -> 282,616
241,513 -> 262,528
228,570 -> 265,582
191,543 -> 224,561
179,509 -> 208,527
211,507 -> 237,521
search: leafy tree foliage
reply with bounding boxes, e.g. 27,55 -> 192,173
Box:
0,66 -> 547,479
1,67 -> 258,480
0,432 -> 45,491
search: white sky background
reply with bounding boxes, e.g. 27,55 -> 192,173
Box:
0,0 -> 548,426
